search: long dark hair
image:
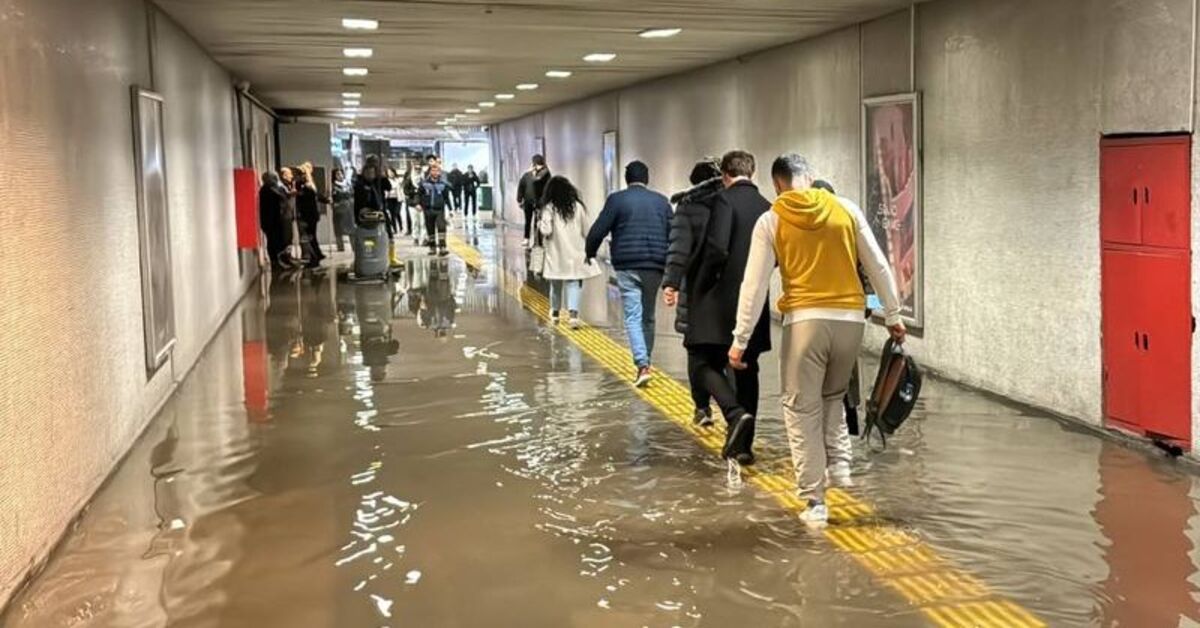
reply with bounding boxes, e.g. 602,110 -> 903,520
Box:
542,175 -> 584,220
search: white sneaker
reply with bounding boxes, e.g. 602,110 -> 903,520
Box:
827,463 -> 854,488
549,310 -> 560,323
799,501 -> 829,528
633,367 -> 652,388
568,316 -> 581,329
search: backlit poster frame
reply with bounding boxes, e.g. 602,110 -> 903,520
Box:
132,87 -> 177,372
862,92 -> 923,329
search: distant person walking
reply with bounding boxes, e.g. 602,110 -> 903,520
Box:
331,168 -> 354,252
585,161 -> 673,387
404,163 -> 424,243
463,165 -> 481,218
730,154 -> 904,526
448,163 -> 465,214
679,150 -> 772,465
418,162 -> 453,256
662,158 -> 723,428
518,155 -> 551,248
538,176 -> 601,328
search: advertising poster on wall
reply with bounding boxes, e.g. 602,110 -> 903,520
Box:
862,93 -> 923,328
602,130 -> 619,197
132,87 -> 177,372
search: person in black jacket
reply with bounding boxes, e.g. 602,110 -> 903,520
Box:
685,150 -> 773,465
354,162 -> 387,226
295,167 -> 331,268
585,161 -> 673,387
662,159 -> 722,426
259,171 -> 292,268
447,164 -> 464,214
463,165 -> 481,219
517,155 -> 550,247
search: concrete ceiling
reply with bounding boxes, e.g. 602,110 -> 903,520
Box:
154,0 -> 915,130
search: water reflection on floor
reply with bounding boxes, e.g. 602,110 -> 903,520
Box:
4,227 -> 1200,627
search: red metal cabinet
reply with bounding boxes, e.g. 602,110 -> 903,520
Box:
1100,135 -> 1192,445
1139,139 -> 1191,249
1100,145 -> 1144,245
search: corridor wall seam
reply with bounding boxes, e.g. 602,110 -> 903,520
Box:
494,0 -> 1197,442
0,0 -> 248,608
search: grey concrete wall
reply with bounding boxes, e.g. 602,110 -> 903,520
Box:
494,0 -> 1200,443
0,0 -> 248,605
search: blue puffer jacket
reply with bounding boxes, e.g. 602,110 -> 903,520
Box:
585,185 -> 673,271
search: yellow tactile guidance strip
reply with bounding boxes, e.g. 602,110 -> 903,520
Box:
447,235 -> 1044,628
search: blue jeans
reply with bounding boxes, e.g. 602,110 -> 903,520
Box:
614,269 -> 663,368
549,279 -> 582,314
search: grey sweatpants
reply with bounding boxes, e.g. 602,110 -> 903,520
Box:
780,319 -> 864,501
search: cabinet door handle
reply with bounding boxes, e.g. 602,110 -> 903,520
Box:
1144,333 -> 1150,351
1133,188 -> 1139,205
1135,332 -> 1140,348
1144,187 -> 1150,204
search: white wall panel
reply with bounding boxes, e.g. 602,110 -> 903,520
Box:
0,0 -> 248,605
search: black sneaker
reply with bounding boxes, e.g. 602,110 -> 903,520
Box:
693,408 -> 714,427
734,451 -> 756,466
438,248 -> 449,257
722,414 -> 755,460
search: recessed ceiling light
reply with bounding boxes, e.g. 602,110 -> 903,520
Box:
344,100 -> 361,106
465,108 -> 480,114
342,18 -> 378,30
638,27 -> 682,38
342,92 -> 362,98
545,70 -> 572,78
343,48 -> 374,58
583,52 -> 617,63
343,68 -> 369,76
478,101 -> 496,108
495,93 -> 515,100
516,83 -> 539,91
453,114 -> 464,119
343,121 -> 356,126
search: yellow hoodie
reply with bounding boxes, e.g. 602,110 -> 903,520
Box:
771,188 -> 865,314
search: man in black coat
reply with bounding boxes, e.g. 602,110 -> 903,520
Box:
463,165 -> 481,218
259,171 -> 292,268
517,155 -> 550,247
662,159 -> 723,427
447,164 -> 464,213
683,150 -> 772,465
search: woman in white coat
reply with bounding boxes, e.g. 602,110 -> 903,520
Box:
538,176 -> 601,328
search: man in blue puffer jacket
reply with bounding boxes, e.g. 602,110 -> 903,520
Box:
585,161 -> 673,387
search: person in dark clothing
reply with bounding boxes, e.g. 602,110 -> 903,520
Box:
447,164 -> 464,213
259,171 -> 293,268
418,161 -> 453,256
354,163 -> 387,226
517,155 -> 551,247
278,167 -> 302,267
686,150 -> 773,465
463,165 -> 481,218
662,158 -> 723,426
585,160 -> 673,387
295,167 -> 331,268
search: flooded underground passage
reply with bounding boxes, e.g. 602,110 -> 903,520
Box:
2,225 -> 1199,628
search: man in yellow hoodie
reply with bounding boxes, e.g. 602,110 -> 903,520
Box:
729,153 -> 905,526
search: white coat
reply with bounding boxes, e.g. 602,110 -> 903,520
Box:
538,203 -> 603,281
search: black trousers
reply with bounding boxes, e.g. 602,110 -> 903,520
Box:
687,343 -> 759,450
424,209 -> 447,248
463,189 -> 477,215
522,202 -> 536,240
451,189 -> 462,211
